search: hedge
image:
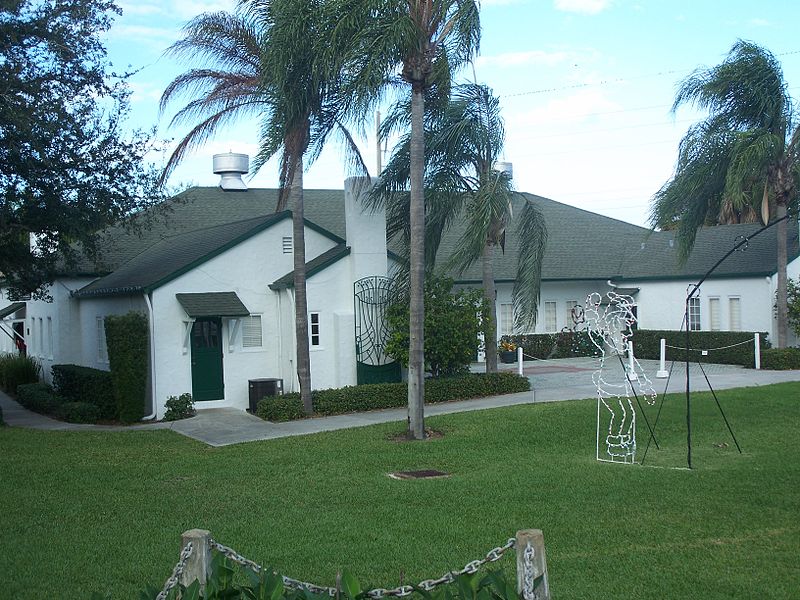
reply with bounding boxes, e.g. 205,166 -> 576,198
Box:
51,364 -> 115,420
105,312 -> 149,423
256,396 -> 305,422
57,401 -> 100,424
761,348 -> 800,370
631,330 -> 769,367
16,382 -> 62,415
256,372 -> 530,421
500,331 -> 599,360
0,354 -> 41,394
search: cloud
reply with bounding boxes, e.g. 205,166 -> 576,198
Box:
508,88 -> 620,128
554,0 -> 611,15
749,18 -> 770,27
170,0 -> 237,19
118,2 -> 164,17
476,49 -> 571,69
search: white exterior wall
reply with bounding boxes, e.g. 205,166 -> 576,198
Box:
782,254 -> 800,347
624,277 -> 774,337
149,219 -> 339,417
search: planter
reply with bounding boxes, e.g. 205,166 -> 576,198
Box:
499,351 -> 517,364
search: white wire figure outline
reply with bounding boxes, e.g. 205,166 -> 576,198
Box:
584,292 -> 657,463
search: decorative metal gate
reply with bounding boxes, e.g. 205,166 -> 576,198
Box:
354,276 -> 401,384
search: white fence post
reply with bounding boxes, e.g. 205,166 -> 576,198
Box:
515,529 -> 550,600
754,333 -> 761,370
517,346 -> 523,376
656,338 -> 668,378
181,529 -> 211,593
626,341 -> 638,380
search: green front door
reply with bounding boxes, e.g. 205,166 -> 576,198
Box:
190,318 -> 224,401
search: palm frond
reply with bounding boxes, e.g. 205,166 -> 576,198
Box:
512,197 -> 547,331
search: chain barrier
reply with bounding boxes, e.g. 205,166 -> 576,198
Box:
665,338 -> 754,352
519,352 -> 599,370
156,541 -> 194,600
208,537 -> 517,598
521,543 -> 535,600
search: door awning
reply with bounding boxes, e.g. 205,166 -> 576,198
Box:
0,302 -> 25,319
175,292 -> 249,318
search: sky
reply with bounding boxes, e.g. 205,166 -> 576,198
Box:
104,0 -> 800,228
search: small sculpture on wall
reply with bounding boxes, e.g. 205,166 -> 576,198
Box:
584,292 -> 656,463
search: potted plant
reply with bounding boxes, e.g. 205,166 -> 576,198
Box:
498,339 -> 518,364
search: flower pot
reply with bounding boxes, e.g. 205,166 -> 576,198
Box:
499,350 -> 517,364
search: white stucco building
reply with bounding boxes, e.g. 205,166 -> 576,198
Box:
2,164 -> 798,419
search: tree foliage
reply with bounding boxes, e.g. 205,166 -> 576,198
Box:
0,0 -> 163,297
385,276 -> 484,377
788,276 -> 800,338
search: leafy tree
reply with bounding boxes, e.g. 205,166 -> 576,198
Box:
373,83 -> 547,373
650,41 -> 800,347
788,276 -> 800,338
160,1 -> 367,414
0,0 -> 163,298
386,276 -> 484,377
338,0 -> 481,438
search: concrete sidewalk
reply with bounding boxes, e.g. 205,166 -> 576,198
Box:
2,358 -> 799,447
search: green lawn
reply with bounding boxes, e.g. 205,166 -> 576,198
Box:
1,383 -> 798,599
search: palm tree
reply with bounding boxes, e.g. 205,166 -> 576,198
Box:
160,1 -> 367,413
373,83 -> 547,373
338,0 -> 481,439
651,41 -> 800,347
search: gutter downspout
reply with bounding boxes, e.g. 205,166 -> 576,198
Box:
143,292 -> 157,421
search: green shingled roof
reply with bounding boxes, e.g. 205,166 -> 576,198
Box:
176,292 -> 249,317
269,244 -> 351,290
73,186 -> 798,298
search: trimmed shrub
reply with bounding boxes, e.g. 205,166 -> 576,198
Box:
16,382 -> 61,414
104,312 -> 149,423
761,348 -> 800,370
0,353 -> 41,394
51,364 -> 115,419
631,330 -> 769,367
256,396 -> 305,422
501,331 -> 599,360
255,373 -> 531,421
57,401 -> 100,424
163,393 -> 195,421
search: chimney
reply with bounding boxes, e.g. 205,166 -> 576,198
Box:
213,153 -> 249,191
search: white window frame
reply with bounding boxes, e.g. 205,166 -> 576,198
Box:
310,312 -> 322,348
565,300 -> 579,328
729,296 -> 741,331
708,297 -> 721,331
499,303 -> 514,336
688,297 -> 701,331
96,316 -> 108,363
241,315 -> 264,350
544,301 -> 557,333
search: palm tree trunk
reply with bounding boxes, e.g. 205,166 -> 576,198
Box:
482,241 -> 497,373
290,155 -> 313,413
407,86 -> 425,440
775,200 -> 789,348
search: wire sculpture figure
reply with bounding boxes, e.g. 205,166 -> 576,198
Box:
584,292 -> 657,464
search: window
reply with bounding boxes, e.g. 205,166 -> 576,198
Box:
47,317 -> 53,358
310,312 -> 320,346
709,297 -> 721,331
729,297 -> 741,331
38,317 -> 43,355
241,315 -> 263,348
500,303 -> 514,336
688,297 -> 701,331
544,301 -> 557,332
96,317 -> 108,362
565,300 -> 578,328
30,317 -> 36,355
282,236 -> 293,254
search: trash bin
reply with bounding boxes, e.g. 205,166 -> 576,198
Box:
248,378 -> 283,413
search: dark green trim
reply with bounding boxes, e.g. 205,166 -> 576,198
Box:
0,302 -> 25,319
176,292 -> 250,318
612,270 -> 775,283
269,245 -> 351,290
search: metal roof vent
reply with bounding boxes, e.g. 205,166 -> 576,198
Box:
493,161 -> 513,179
213,152 -> 249,191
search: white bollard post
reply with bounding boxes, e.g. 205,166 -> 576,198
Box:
656,338 -> 669,378
754,333 -> 761,370
626,341 -> 638,380
517,346 -> 524,376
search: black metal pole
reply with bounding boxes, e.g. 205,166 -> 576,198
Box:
616,352 -> 659,450
697,361 -> 743,454
641,358 -> 675,466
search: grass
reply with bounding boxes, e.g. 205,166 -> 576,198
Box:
1,383 -> 798,599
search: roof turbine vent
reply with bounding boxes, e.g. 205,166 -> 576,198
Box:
213,152 -> 249,191
493,161 -> 513,179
